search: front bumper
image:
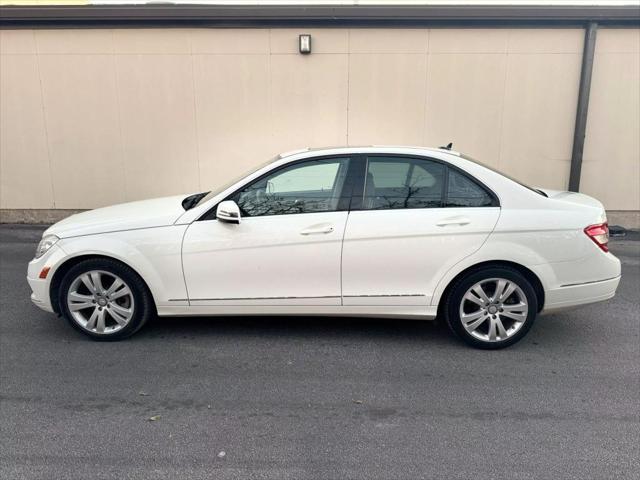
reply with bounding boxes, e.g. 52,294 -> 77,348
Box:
30,290 -> 54,313
27,273 -> 55,313
27,244 -> 67,314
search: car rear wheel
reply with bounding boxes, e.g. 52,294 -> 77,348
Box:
444,267 -> 538,349
59,258 -> 154,340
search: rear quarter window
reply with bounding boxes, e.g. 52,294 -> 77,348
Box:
446,169 -> 495,208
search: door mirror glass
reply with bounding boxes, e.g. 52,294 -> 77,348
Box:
216,200 -> 241,224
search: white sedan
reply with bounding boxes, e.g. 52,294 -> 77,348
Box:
27,146 -> 621,348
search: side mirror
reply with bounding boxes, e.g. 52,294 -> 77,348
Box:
216,200 -> 241,224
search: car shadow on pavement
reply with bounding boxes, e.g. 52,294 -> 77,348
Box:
124,311 -> 587,351
140,314 -> 457,345
21,297 -> 611,351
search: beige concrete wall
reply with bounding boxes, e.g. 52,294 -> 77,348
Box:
0,27 -> 638,213
581,28 -> 640,212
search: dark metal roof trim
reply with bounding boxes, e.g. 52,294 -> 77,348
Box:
1,5 -> 639,29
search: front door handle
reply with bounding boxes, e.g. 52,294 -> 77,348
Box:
436,217 -> 470,227
300,225 -> 334,235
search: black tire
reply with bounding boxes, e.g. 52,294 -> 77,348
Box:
58,258 -> 155,341
443,266 -> 538,349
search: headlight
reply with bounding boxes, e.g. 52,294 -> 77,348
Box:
35,235 -> 59,259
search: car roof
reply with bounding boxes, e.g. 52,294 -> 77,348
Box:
277,145 -> 462,160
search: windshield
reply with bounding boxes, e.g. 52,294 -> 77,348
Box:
461,154 -> 547,197
191,156 -> 279,209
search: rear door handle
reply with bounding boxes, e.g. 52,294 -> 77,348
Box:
300,225 -> 334,235
436,217 -> 470,227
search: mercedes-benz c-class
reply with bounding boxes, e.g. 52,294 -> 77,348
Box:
27,146 -> 621,348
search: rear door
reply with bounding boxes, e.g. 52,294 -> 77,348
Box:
341,155 -> 500,306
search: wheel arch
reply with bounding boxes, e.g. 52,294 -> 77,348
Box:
436,260 -> 545,318
49,254 -> 157,315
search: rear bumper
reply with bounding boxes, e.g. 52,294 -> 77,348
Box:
542,275 -> 621,313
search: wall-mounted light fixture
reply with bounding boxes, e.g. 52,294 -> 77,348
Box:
299,34 -> 312,54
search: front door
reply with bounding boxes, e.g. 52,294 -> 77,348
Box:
341,155 -> 500,306
182,157 -> 352,306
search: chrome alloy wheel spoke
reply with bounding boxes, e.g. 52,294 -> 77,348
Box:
494,315 -> 508,340
86,307 -> 107,333
500,309 -> 527,322
108,303 -> 133,325
459,278 -> 529,343
109,284 -> 132,301
80,274 -> 98,295
67,270 -> 135,335
495,279 -> 517,303
470,284 -> 491,305
68,292 -> 94,311
460,310 -> 488,331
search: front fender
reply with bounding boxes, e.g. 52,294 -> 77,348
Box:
54,226 -> 189,307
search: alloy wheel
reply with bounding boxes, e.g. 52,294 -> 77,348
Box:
458,277 -> 529,343
66,270 -> 135,334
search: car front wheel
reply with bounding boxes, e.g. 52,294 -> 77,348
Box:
444,267 -> 538,349
58,258 -> 154,340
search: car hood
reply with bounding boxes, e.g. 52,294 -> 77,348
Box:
45,194 -> 190,238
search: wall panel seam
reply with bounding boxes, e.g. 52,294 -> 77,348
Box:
188,33 -> 202,192
267,28 -> 273,153
422,30 -> 430,147
111,29 -> 128,203
33,30 -> 56,209
496,30 -> 511,172
345,28 -> 351,146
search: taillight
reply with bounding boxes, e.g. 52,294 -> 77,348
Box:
584,222 -> 609,252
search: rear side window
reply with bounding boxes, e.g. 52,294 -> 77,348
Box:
446,169 -> 495,207
360,155 -> 497,211
364,157 -> 445,210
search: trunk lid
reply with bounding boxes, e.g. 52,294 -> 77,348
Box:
537,188 -> 606,212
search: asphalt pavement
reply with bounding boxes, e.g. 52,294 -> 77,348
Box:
1,225 -> 638,480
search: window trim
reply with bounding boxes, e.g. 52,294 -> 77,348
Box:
199,154 -> 357,221
351,154 -> 500,212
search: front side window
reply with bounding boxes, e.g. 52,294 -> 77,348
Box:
230,158 -> 350,217
363,157 -> 445,210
